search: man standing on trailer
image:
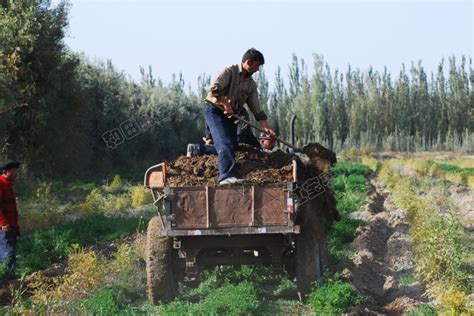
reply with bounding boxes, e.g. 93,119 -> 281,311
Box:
204,48 -> 276,184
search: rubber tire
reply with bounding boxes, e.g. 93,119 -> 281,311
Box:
146,216 -> 177,304
295,211 -> 325,297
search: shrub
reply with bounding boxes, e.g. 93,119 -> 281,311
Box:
30,246 -> 106,306
109,193 -> 132,213
81,287 -> 121,315
308,278 -> 365,315
105,174 -> 124,193
80,188 -> 106,215
131,186 -> 152,208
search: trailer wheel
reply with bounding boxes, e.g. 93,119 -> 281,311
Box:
146,216 -> 177,304
295,213 -> 325,297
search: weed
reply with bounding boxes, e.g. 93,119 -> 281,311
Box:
16,214 -> 139,275
105,174 -> 124,193
131,186 -> 153,208
398,274 -> 417,286
328,218 -> 364,260
80,188 -> 107,215
407,303 -> 437,316
0,262 -> 8,281
81,287 -> 122,315
109,193 -> 132,213
308,277 -> 366,315
274,275 -> 297,296
331,161 -> 371,177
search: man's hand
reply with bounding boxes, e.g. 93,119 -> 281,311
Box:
217,96 -> 234,118
1,224 -> 11,233
259,120 -> 277,140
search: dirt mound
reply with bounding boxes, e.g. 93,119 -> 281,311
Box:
165,143 -> 335,186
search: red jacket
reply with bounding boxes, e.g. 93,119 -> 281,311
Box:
0,175 -> 19,228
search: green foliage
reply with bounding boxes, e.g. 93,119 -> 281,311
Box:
162,279 -> 261,315
82,287 -> 122,315
308,278 -> 366,315
328,162 -> 370,260
160,266 -> 300,315
17,214 -> 139,275
80,188 -> 107,215
335,192 -> 365,214
105,175 -> 124,193
131,186 -> 153,208
17,229 -> 71,275
398,274 -> 417,286
328,218 -> 364,260
67,181 -> 96,192
378,160 -> 471,312
437,163 -> 474,176
0,262 -> 8,281
331,161 -> 371,177
407,304 -> 437,316
199,281 -> 259,315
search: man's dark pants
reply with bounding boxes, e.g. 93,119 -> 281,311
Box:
204,103 -> 238,182
0,228 -> 17,274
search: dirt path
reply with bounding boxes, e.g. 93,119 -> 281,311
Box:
340,177 -> 425,315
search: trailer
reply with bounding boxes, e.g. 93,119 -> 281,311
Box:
144,159 -> 329,303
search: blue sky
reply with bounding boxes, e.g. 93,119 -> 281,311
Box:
59,0 -> 472,88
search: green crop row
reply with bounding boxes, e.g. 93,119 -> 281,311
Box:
378,160 -> 472,315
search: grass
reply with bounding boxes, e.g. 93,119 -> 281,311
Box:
16,214 -> 140,276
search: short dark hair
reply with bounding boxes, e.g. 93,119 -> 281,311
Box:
242,48 -> 265,65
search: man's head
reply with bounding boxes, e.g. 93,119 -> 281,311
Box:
0,161 -> 20,183
242,48 -> 265,75
259,133 -> 275,150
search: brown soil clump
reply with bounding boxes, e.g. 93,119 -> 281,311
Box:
165,143 -> 335,186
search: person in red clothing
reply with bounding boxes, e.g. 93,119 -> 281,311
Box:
0,161 -> 20,275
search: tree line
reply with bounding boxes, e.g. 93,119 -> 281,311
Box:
259,54 -> 472,153
1,1 -> 472,180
